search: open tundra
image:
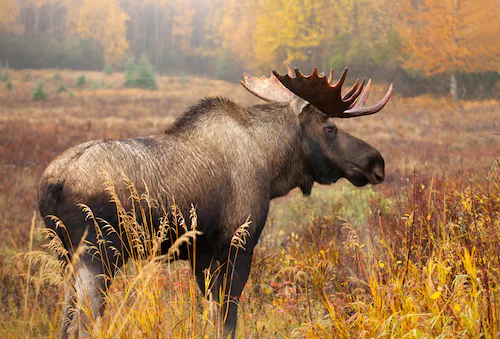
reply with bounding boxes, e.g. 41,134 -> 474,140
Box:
38,66 -> 392,338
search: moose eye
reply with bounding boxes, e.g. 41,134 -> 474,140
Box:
324,126 -> 337,134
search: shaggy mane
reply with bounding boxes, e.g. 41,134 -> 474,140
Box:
166,97 -> 246,134
166,97 -> 291,135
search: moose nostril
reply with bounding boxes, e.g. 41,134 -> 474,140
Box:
372,164 -> 385,183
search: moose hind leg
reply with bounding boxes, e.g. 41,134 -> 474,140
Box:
74,259 -> 112,337
60,284 -> 77,339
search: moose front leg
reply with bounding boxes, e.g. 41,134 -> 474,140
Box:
214,246 -> 254,339
193,246 -> 253,339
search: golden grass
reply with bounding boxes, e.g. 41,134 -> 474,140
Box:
9,165 -> 499,338
0,69 -> 499,338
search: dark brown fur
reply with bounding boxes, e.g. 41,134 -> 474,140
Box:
38,96 -> 385,338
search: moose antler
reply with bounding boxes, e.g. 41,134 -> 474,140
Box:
240,65 -> 296,103
272,67 -> 393,118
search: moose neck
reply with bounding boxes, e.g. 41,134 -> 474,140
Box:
166,98 -> 311,200
249,103 -> 313,199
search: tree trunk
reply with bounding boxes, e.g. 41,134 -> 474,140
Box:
155,1 -> 161,67
450,71 -> 459,100
34,7 -> 40,33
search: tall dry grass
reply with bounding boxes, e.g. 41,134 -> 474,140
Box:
3,164 -> 498,338
16,177 -> 254,338
0,69 -> 499,338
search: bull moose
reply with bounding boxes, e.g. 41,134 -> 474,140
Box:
38,66 -> 392,338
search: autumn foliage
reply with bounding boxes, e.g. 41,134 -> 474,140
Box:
398,0 -> 500,99
0,0 -> 498,98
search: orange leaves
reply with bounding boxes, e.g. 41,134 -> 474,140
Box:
0,0 -> 23,33
398,0 -> 500,75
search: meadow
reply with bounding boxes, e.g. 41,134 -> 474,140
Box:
0,69 -> 499,338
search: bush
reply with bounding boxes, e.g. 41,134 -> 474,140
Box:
53,71 -> 62,81
6,80 -> 12,91
215,49 -> 237,81
56,82 -> 67,93
124,55 -> 158,90
0,60 -> 9,82
31,81 -> 48,101
76,74 -> 85,88
90,78 -> 106,90
103,63 -> 113,75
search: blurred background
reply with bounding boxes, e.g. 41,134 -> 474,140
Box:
0,1 -> 500,337
0,0 -> 499,100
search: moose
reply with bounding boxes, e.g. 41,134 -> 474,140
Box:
38,66 -> 392,338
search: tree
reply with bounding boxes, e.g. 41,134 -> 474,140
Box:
170,0 -> 195,53
398,0 -> 500,100
218,0 -> 257,67
253,0 -> 325,70
0,0 -> 23,33
69,0 -> 130,66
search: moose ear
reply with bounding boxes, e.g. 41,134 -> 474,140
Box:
290,98 -> 310,117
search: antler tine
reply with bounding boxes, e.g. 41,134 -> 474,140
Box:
333,68 -> 348,89
349,79 -> 371,109
344,83 -> 393,117
287,64 -> 295,77
327,68 -> 334,84
342,79 -> 360,101
343,78 -> 366,106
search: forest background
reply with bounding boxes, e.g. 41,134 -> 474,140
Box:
1,1 -> 500,337
0,0 -> 499,100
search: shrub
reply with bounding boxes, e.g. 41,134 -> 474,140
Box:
103,63 -> 113,75
6,80 -> 12,91
0,60 -> 9,82
124,55 -> 158,90
215,49 -> 237,81
90,78 -> 106,90
56,83 -> 67,93
76,74 -> 86,88
31,81 -> 48,101
53,71 -> 62,81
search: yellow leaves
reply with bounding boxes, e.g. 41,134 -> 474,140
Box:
218,0 -> 257,63
70,0 -> 129,66
0,0 -> 23,33
170,0 -> 195,53
253,0 -> 325,69
430,291 -> 442,300
459,246 -> 478,281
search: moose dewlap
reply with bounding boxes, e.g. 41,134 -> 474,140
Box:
38,66 -> 392,338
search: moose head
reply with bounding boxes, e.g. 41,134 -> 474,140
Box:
242,65 -> 392,191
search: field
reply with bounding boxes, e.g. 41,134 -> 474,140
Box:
0,69 -> 499,338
